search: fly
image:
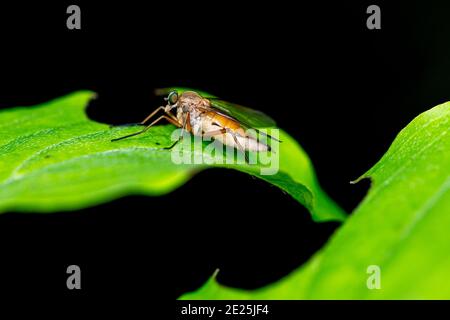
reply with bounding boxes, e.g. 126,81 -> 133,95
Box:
111,88 -> 280,162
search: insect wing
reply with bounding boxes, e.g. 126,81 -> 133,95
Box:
155,87 -> 276,128
209,99 -> 276,128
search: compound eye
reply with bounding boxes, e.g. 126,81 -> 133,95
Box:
167,91 -> 178,105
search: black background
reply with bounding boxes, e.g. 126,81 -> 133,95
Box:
0,0 -> 449,303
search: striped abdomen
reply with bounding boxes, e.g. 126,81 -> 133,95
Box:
192,110 -> 269,152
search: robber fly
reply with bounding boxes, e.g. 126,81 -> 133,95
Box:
111,88 -> 279,161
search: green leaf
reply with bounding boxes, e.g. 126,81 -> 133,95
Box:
0,91 -> 344,222
180,101 -> 450,299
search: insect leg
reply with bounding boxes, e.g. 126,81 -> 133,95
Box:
110,106 -> 165,128
111,115 -> 181,142
163,113 -> 190,150
204,128 -> 249,163
111,106 -> 180,128
141,107 -> 180,125
202,128 -> 226,138
230,132 -> 249,163
253,128 -> 282,143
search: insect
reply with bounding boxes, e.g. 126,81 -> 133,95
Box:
111,88 -> 279,161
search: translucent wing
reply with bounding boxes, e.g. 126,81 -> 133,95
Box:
155,87 -> 276,128
209,98 -> 276,128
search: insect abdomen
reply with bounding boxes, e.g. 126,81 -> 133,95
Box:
204,112 -> 269,152
207,112 -> 241,130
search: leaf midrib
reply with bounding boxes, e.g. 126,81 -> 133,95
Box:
360,174 -> 450,298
